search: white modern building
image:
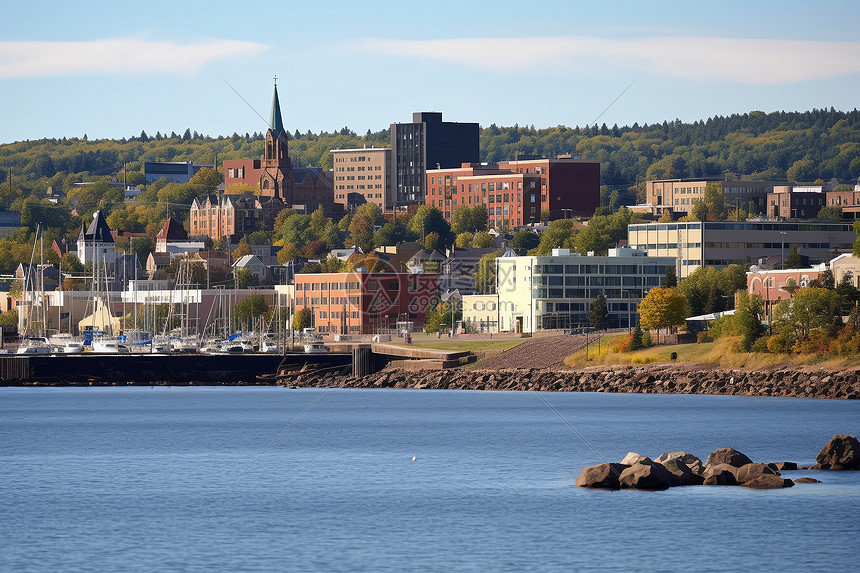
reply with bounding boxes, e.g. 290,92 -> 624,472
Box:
496,248 -> 675,334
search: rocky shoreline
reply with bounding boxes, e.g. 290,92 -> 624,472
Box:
576,435 -> 860,491
284,364 -> 860,400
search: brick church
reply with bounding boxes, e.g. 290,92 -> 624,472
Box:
222,79 -> 333,211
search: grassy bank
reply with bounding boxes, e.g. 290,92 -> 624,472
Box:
564,334 -> 860,370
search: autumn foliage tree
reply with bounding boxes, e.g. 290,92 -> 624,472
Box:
637,287 -> 690,342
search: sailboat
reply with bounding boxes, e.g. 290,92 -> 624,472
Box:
17,225 -> 52,355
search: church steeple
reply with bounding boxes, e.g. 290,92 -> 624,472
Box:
260,75 -> 292,200
269,76 -> 284,136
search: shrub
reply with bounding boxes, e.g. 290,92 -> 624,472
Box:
750,336 -> 770,353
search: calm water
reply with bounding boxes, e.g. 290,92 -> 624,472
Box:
1,387 -> 859,572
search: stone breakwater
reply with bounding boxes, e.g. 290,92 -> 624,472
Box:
287,364 -> 860,399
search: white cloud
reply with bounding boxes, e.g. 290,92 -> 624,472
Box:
0,38 -> 270,79
355,36 -> 860,85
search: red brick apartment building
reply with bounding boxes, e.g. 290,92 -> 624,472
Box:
294,272 -> 439,336
425,156 -> 599,229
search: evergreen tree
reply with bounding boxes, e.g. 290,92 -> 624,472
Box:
629,323 -> 644,351
588,294 -> 609,330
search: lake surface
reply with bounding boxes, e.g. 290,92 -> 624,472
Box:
1,387 -> 859,572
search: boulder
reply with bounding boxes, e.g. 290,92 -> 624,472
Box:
734,463 -> 779,485
619,460 -> 677,490
794,477 -> 822,484
702,463 -> 739,485
706,447 -> 754,468
655,451 -> 705,476
741,474 -> 794,489
658,458 -> 704,486
815,434 -> 860,470
575,463 -> 628,489
620,452 -> 652,466
769,462 -> 798,471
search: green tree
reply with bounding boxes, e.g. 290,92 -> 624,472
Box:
188,167 -> 223,191
853,220 -> 860,257
455,232 -> 473,248
472,231 -> 494,248
817,205 -> 842,221
733,290 -> 766,351
703,181 -> 725,221
629,323 -> 644,351
475,251 -> 501,294
588,294 -> 609,330
784,246 -> 802,269
532,219 -> 575,255
510,230 -> 539,253
293,307 -> 313,331
409,205 -> 452,248
771,287 -> 840,347
663,265 -> 677,288
233,295 -> 270,329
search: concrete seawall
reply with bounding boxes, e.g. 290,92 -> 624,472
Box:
284,365 -> 860,400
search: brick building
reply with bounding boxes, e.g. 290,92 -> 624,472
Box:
294,271 -> 439,336
189,193 -> 284,241
425,156 -> 599,229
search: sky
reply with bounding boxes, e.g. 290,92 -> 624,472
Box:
2,0 -> 860,144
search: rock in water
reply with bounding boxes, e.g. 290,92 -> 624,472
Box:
702,463 -> 739,485
706,447 -> 754,468
741,474 -> 794,489
658,458 -> 704,486
619,460 -> 676,490
655,451 -> 705,476
734,463 -> 778,485
575,463 -> 628,489
815,434 -> 860,470
620,452 -> 652,466
794,477 -> 822,484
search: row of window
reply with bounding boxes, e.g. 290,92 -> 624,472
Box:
533,264 -> 668,275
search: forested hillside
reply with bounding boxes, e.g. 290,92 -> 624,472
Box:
2,108 -> 858,195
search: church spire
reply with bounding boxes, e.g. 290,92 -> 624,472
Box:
269,76 -> 284,136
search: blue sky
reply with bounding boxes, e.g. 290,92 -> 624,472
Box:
2,0 -> 859,144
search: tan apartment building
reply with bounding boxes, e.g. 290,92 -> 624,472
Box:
644,179 -> 789,217
331,147 -> 391,211
628,221 -> 856,278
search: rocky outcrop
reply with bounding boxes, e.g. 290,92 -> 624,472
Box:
815,434 -> 860,469
621,452 -> 652,466
575,463 -> 629,489
287,365 -> 860,400
702,464 -> 739,486
619,460 -> 678,490
658,457 -> 704,486
742,474 -> 794,489
706,448 -> 754,468
655,452 -> 705,476
577,435 -> 855,491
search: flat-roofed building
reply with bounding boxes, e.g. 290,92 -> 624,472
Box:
144,161 -> 213,185
294,271 -> 439,336
496,248 -> 674,334
645,179 -> 790,218
627,221 -> 857,278
497,156 -> 600,219
391,112 -> 480,205
462,293 -> 499,333
331,147 -> 391,211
